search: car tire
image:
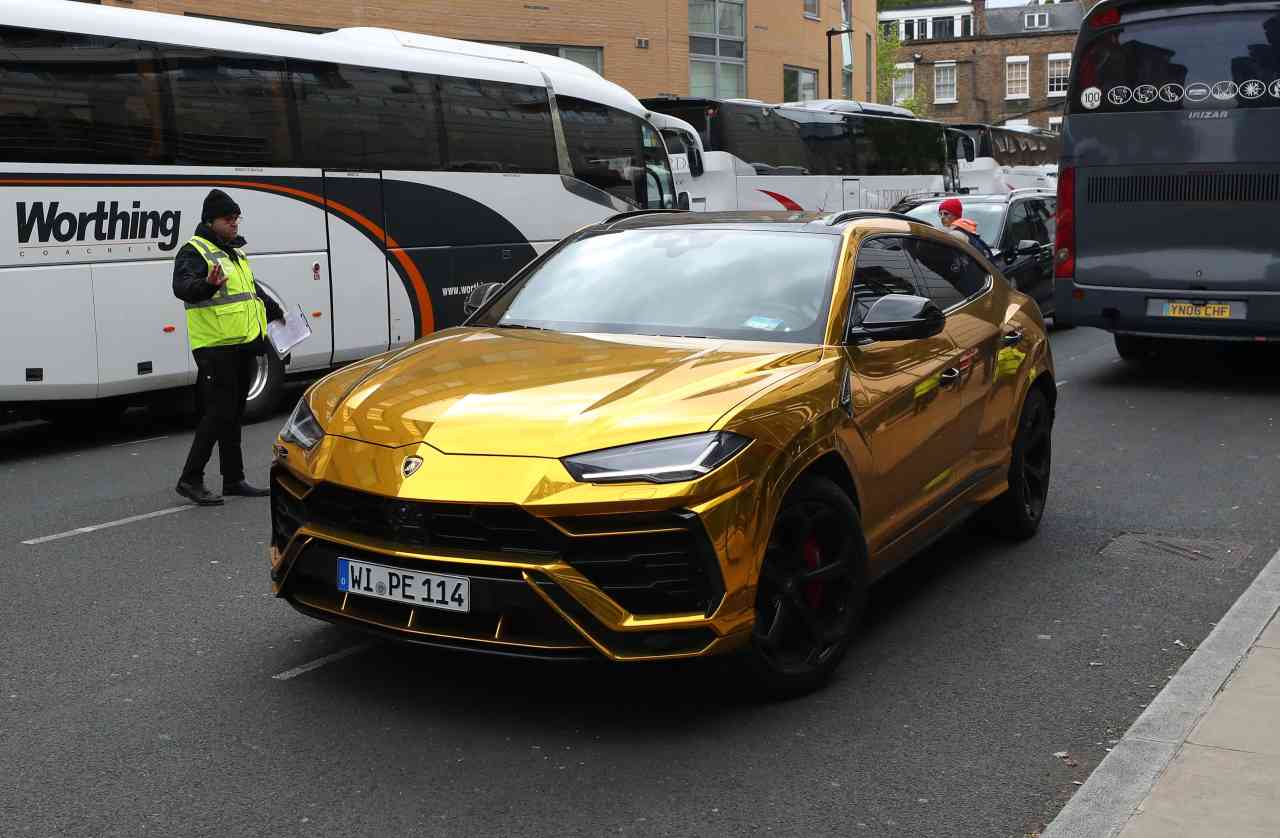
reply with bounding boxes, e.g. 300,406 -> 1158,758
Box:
982,386 -> 1053,541
742,474 -> 869,697
242,350 -> 285,423
1114,334 -> 1160,361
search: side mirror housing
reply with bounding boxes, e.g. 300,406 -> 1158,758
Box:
1015,239 -> 1041,256
463,282 -> 503,317
850,294 -> 945,343
677,191 -> 692,211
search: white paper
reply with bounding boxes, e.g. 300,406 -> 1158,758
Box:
267,306 -> 312,358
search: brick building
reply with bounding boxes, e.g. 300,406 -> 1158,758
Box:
94,0 -> 879,105
878,0 -> 1083,130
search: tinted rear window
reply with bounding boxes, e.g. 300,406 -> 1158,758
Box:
1071,11 -> 1280,113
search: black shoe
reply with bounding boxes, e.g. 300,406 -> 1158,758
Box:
223,480 -> 269,498
176,480 -> 224,506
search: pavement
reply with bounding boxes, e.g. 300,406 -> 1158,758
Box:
2,327 -> 1280,837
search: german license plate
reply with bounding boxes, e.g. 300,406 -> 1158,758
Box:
1163,301 -> 1232,319
337,558 -> 469,612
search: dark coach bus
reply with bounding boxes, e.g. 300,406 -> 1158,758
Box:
1055,0 -> 1280,359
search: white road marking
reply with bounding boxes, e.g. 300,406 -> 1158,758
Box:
21,505 -> 194,545
110,435 -> 170,448
272,643 -> 372,681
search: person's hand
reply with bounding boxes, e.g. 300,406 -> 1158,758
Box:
207,263 -> 226,287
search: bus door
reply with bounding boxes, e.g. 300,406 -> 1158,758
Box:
322,170 -> 390,364
842,178 -> 861,210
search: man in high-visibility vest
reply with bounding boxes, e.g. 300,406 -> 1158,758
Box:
172,189 -> 283,506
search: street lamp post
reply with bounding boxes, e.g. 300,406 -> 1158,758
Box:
825,27 -> 855,99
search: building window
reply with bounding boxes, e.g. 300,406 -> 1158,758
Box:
804,0 -> 819,19
689,0 -> 745,98
1047,53 -> 1071,97
934,62 -> 957,103
932,17 -> 954,40
903,19 -> 915,41
882,22 -> 895,39
1006,56 -> 1029,100
962,14 -> 973,36
784,66 -> 819,101
893,62 -> 915,105
865,33 -> 873,99
493,43 -> 603,74
1049,116 -> 1063,131
1024,12 -> 1049,30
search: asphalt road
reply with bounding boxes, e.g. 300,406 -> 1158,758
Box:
3,328 -> 1278,838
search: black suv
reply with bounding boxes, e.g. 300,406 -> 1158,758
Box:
892,191 -> 1058,318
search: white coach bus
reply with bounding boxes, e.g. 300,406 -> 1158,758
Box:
953,123 -> 1060,194
643,96 -> 961,212
0,0 -> 680,421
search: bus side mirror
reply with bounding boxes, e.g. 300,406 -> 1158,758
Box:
690,146 -> 705,178
677,192 -> 691,211
463,282 -> 502,317
958,136 -> 976,163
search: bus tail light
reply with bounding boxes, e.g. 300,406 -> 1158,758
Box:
1089,8 -> 1121,28
1055,165 -> 1075,279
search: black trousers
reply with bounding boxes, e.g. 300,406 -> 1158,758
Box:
180,341 -> 259,486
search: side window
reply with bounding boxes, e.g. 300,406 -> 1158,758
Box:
0,27 -> 169,164
161,47 -> 293,166
642,123 -> 675,208
659,128 -> 687,155
290,62 -> 442,170
1024,199 -> 1051,242
558,95 -> 648,205
906,237 -> 989,310
1038,198 -> 1057,240
1003,201 -> 1039,250
440,78 -> 557,174
849,237 -> 920,325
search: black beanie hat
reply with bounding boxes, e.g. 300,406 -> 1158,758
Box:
201,189 -> 241,222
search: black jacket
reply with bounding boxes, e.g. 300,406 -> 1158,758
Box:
172,222 -> 285,323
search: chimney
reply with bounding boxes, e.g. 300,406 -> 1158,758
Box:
972,0 -> 987,36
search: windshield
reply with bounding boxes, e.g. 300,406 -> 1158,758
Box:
474,229 -> 839,342
905,202 -> 1005,246
1072,11 -> 1280,113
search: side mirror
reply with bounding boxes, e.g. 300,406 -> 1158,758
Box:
677,191 -> 691,211
1015,239 -> 1041,256
851,294 -> 945,342
463,282 -> 502,317
689,146 -> 705,178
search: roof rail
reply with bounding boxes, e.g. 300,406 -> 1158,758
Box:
599,208 -> 688,227
1006,187 -> 1056,199
825,210 -> 917,227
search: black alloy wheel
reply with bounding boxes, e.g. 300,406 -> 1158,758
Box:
983,386 -> 1053,540
745,475 -> 868,696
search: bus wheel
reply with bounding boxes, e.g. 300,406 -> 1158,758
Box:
242,351 -> 284,423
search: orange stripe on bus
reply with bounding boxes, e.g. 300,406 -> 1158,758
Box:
0,177 -> 436,336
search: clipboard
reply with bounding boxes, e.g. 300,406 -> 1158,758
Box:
267,305 -> 312,359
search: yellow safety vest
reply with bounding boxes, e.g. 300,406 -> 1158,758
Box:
183,235 -> 268,350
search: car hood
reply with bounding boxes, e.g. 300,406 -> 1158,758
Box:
311,327 -> 822,457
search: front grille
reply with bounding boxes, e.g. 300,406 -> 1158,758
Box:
300,482 -> 561,556
1087,172 -> 1280,204
278,477 -> 725,617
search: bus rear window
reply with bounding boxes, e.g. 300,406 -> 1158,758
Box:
1071,11 -> 1280,113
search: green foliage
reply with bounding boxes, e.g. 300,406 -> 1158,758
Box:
878,0 -> 945,9
875,26 -> 905,105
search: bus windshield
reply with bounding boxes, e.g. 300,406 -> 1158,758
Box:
1071,11 -> 1280,113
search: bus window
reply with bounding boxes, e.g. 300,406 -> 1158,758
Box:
290,62 -> 442,171
439,78 -> 557,174
161,47 -> 293,166
721,105 -> 808,175
0,27 -> 169,164
659,128 -> 687,155
642,122 -> 676,208
558,95 -> 651,206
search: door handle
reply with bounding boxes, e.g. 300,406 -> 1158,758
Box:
1002,330 -> 1024,347
939,368 -> 961,385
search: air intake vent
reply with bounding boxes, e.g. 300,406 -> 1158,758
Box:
1087,173 -> 1280,204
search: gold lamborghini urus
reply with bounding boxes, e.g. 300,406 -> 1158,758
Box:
270,210 -> 1055,693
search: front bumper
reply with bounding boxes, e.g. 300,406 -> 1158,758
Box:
1056,280 -> 1280,339
269,464 -> 753,662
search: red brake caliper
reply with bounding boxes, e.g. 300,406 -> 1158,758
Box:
802,536 -> 824,611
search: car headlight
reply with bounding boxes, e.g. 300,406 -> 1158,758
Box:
562,432 -> 751,484
280,397 -> 324,451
